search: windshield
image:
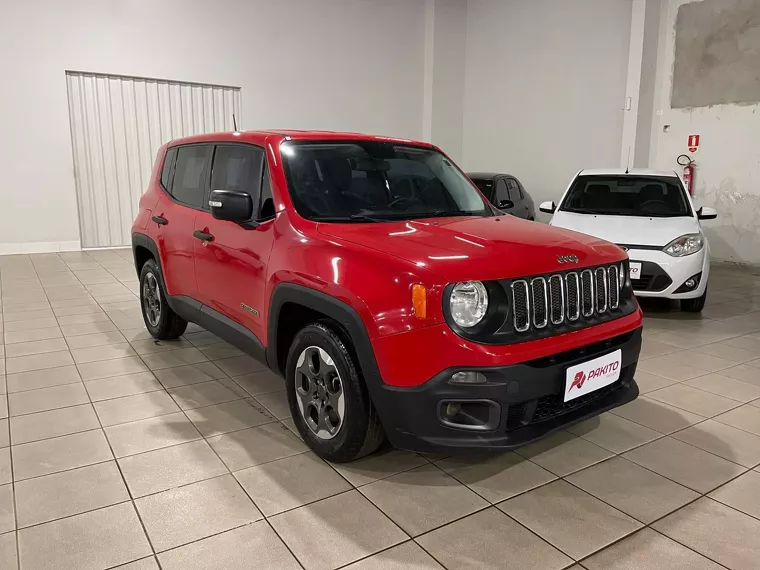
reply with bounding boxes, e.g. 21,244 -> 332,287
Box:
281,141 -> 492,222
560,175 -> 692,218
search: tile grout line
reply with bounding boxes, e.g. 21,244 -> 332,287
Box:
72,253 -> 167,569
4,258 -> 760,568
110,281 -> 299,568
46,253 -> 160,566
133,329 -> 312,570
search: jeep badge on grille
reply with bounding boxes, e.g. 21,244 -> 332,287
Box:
557,254 -> 579,264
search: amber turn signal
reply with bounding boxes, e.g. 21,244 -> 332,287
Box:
412,284 -> 427,319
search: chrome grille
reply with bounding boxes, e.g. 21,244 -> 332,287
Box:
548,275 -> 564,325
566,272 -> 580,321
512,280 -> 530,332
608,265 -> 620,309
595,267 -> 608,313
510,263 -> 624,334
580,269 -> 594,317
531,278 -> 548,329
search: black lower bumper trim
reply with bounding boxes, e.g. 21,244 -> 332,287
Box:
631,261 -> 672,292
371,327 -> 642,454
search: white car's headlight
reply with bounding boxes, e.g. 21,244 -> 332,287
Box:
450,281 -> 489,328
663,233 -> 704,257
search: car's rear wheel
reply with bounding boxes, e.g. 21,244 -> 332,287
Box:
285,322 -> 384,463
139,259 -> 188,339
681,287 -> 707,312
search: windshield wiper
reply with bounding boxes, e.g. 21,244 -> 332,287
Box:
348,214 -> 385,223
416,210 -> 483,219
314,210 -> 483,223
311,215 -> 382,223
566,208 -> 613,215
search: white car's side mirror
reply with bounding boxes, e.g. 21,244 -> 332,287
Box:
697,206 -> 717,220
539,201 -> 556,214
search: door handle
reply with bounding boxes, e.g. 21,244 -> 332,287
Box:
152,216 -> 168,226
193,230 -> 214,242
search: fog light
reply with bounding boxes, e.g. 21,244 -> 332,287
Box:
450,371 -> 487,384
444,402 -> 461,419
674,273 -> 702,294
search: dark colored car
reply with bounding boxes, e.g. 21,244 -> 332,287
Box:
132,130 -> 642,463
468,172 -> 536,220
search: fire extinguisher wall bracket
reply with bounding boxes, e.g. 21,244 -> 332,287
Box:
677,154 -> 695,195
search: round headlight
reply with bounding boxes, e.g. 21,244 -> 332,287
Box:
450,281 -> 488,328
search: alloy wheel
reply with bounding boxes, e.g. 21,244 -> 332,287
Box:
294,346 -> 345,439
142,271 -> 162,327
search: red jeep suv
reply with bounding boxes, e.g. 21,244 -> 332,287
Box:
132,130 -> 643,462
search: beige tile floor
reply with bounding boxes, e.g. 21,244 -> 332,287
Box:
1,251 -> 760,569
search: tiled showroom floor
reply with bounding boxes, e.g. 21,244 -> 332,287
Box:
2,251 -> 760,569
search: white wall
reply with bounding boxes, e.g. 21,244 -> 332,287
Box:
461,0 -> 633,206
428,0 -> 468,163
0,0 -> 429,253
648,0 -> 760,264
633,0 -> 662,167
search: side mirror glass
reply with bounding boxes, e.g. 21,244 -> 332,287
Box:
209,190 -> 253,222
539,200 -> 556,214
497,199 -> 514,210
697,206 -> 717,220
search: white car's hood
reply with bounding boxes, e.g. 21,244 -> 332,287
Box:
550,211 -> 699,247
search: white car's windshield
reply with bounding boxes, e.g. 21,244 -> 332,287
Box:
560,176 -> 692,218
281,141 -> 493,222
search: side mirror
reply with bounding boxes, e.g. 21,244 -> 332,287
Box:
497,199 -> 514,210
539,201 -> 556,214
697,206 -> 717,220
209,190 -> 253,222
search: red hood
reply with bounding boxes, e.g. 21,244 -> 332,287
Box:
317,216 -> 623,282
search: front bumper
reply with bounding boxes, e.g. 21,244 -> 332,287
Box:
629,248 -> 709,299
371,327 -> 642,454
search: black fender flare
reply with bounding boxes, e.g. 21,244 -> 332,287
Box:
266,283 -> 383,391
131,232 -> 162,280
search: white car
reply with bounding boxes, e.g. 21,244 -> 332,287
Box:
539,169 -> 717,312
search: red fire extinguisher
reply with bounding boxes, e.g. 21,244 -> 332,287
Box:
677,154 -> 695,195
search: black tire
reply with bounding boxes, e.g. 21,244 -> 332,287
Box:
285,322 -> 385,463
681,288 -> 707,312
139,259 -> 188,339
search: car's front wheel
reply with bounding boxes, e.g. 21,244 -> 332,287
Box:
285,322 -> 384,463
139,259 -> 188,339
681,287 -> 707,312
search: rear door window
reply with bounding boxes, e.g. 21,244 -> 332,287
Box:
507,178 -> 521,201
495,178 -> 510,204
171,145 -> 212,209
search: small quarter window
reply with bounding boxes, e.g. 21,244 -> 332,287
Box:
160,148 -> 177,190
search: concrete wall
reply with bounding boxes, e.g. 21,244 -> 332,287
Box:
671,0 -> 760,108
0,0 -> 430,253
460,0 -> 633,207
649,0 -> 760,263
